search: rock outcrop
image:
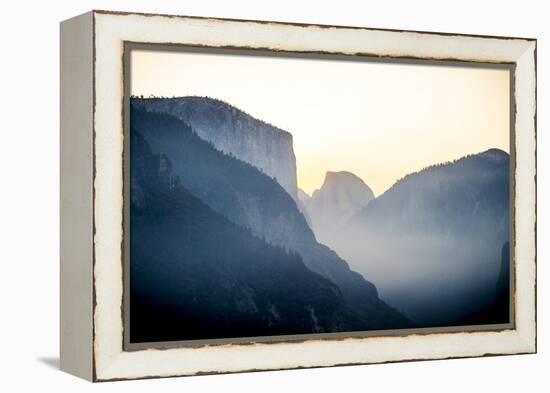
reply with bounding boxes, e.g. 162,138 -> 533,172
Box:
132,96 -> 298,200
304,171 -> 374,246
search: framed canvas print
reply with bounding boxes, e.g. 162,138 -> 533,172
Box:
60,10 -> 537,382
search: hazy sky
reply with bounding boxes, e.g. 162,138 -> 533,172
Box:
131,48 -> 510,196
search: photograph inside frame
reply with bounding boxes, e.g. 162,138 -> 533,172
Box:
124,45 -> 514,346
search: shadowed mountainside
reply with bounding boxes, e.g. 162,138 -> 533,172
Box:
333,149 -> 510,326
130,131 -> 371,342
130,100 -> 413,341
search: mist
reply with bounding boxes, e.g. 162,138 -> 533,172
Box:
305,149 -> 511,327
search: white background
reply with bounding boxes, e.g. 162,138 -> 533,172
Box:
0,0 -> 546,391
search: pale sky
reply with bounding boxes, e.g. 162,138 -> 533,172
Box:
131,48 -> 510,196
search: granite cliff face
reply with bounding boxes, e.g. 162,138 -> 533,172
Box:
132,97 -> 298,200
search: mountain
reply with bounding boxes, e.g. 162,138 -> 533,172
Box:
131,96 -> 298,200
130,100 -> 412,333
335,149 -> 510,326
130,130 -> 363,342
304,171 -> 374,247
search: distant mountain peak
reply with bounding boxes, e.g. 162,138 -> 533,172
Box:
321,171 -> 371,189
325,170 -> 358,178
304,170 -> 375,245
312,171 -> 374,200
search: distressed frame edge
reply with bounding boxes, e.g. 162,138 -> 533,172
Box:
91,9 -> 537,42
59,11 -> 95,381
90,11 -> 537,382
512,40 -> 537,354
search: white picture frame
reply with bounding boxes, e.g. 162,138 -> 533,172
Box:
60,10 -> 536,382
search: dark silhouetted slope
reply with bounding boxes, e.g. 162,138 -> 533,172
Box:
130,131 -> 360,342
130,100 -> 412,335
